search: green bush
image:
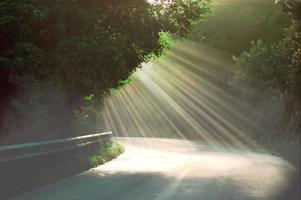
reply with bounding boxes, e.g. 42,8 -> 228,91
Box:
88,141 -> 124,167
105,141 -> 125,159
232,39 -> 289,96
88,155 -> 106,167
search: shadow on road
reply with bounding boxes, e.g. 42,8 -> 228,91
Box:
15,171 -> 266,200
14,138 -> 299,200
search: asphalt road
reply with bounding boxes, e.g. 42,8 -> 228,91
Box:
14,138 -> 296,200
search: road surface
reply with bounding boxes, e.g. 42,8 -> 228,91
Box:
14,138 -> 296,200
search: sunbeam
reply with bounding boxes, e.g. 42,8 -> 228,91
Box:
102,39 -> 266,152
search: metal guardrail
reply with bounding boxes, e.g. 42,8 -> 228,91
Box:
0,132 -> 113,164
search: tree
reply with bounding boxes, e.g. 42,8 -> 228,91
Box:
231,0 -> 301,137
0,0 -> 211,142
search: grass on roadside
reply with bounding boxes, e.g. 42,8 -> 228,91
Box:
88,140 -> 125,167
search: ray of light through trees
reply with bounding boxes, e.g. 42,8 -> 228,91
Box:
102,39 -> 269,152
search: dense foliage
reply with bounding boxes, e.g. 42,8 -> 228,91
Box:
232,0 -> 301,137
0,0 -> 211,143
189,0 -> 289,55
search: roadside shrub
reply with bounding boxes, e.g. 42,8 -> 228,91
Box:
88,141 -> 124,167
105,141 -> 125,159
88,155 -> 106,167
232,39 -> 289,96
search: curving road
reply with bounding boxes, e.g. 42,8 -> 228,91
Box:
14,138 -> 296,200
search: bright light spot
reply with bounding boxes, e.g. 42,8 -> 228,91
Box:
95,138 -> 294,199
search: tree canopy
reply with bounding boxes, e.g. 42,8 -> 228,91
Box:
0,0 -> 210,102
0,0 -> 211,142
